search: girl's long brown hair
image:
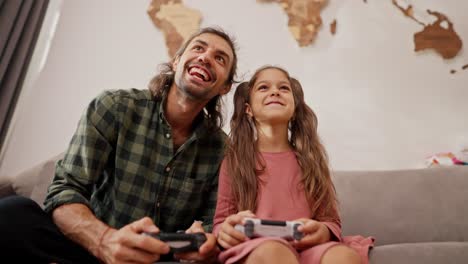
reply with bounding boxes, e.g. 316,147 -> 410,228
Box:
226,66 -> 338,221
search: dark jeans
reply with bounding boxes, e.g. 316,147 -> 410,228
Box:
0,195 -> 99,263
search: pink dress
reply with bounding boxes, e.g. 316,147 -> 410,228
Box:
213,151 -> 374,264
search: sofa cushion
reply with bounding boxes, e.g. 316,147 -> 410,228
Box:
332,166 -> 468,246
369,242 -> 468,264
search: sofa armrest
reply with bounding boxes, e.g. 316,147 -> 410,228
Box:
0,175 -> 14,198
7,153 -> 64,207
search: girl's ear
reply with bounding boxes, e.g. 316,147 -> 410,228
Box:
245,103 -> 253,117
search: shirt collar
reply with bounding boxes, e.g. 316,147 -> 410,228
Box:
158,96 -> 169,126
158,95 -> 208,139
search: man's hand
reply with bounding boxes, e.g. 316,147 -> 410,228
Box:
98,217 -> 170,263
290,218 -> 331,251
216,210 -> 255,249
52,204 -> 169,263
173,221 -> 218,263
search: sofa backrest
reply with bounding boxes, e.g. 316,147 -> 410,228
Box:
332,166 -> 468,246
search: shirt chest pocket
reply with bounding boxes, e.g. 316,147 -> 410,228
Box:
171,177 -> 207,201
161,177 -> 207,227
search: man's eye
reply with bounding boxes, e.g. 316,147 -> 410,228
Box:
193,46 -> 203,51
215,56 -> 225,64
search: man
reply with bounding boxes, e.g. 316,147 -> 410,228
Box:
0,27 -> 238,263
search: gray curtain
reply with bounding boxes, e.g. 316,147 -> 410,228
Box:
0,0 -> 49,149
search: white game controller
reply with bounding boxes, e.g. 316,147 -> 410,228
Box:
234,218 -> 304,240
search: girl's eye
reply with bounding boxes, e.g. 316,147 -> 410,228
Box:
258,85 -> 268,91
280,86 -> 291,91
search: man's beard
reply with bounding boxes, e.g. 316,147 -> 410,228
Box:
174,77 -> 213,101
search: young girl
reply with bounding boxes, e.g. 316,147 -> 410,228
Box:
213,66 -> 374,264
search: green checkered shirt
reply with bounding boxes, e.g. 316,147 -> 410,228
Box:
44,88 -> 226,232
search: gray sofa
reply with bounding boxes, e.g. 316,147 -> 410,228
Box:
1,154 -> 468,263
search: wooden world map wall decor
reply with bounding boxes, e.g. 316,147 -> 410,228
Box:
147,0 -> 466,74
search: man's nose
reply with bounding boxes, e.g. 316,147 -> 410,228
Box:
197,52 -> 212,65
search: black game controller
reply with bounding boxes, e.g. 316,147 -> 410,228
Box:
143,232 -> 207,253
235,218 -> 304,241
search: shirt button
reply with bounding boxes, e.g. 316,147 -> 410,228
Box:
165,133 -> 171,139
165,166 -> 171,172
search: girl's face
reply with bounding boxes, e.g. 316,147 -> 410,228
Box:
246,68 -> 295,125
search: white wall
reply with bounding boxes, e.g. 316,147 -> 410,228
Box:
1,0 -> 467,176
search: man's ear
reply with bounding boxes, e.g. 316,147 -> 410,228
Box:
245,103 -> 253,117
172,56 -> 180,71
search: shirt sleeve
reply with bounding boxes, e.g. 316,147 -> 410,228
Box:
43,91 -> 119,214
212,159 -> 237,236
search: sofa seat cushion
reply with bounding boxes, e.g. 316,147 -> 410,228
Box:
369,242 -> 468,264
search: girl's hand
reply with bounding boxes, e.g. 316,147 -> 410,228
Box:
217,210 -> 255,249
290,218 -> 331,251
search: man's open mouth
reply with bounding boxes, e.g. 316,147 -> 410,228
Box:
188,66 -> 212,82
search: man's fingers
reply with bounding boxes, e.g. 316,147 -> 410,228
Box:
118,220 -> 170,255
175,233 -> 218,262
199,233 -> 216,255
129,217 -> 159,234
125,217 -> 171,254
99,219 -> 169,263
174,251 -> 199,261
116,246 -> 161,263
103,240 -> 161,263
139,234 -> 171,254
119,231 -> 170,255
187,220 -> 204,233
